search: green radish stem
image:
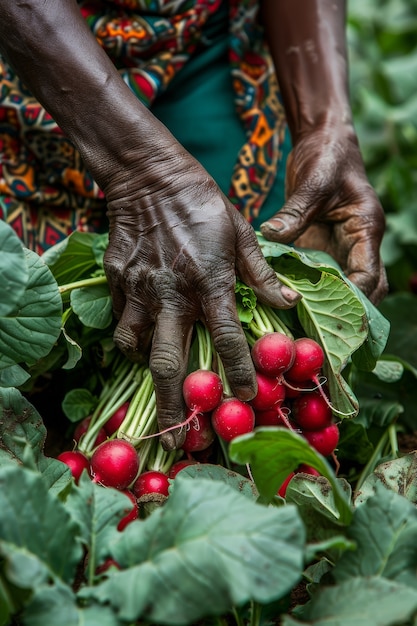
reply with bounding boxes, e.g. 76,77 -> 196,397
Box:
59,274 -> 108,295
79,358 -> 143,452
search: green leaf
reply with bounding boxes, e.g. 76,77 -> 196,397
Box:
0,355 -> 30,388
0,248 -> 62,366
62,388 -> 97,422
0,221 -> 28,317
0,388 -> 71,495
61,327 -> 83,370
70,284 -> 113,329
92,232 -> 109,269
286,474 -> 352,526
283,577 -> 417,626
46,231 -> 101,285
229,428 -> 352,524
355,453 -> 417,506
179,462 -> 259,499
334,483 -> 417,589
379,293 -> 417,370
372,358 -> 405,382
65,474 -> 133,573
82,475 -> 305,624
292,273 -> 366,417
235,279 -> 257,325
0,543 -> 117,626
0,465 -> 82,583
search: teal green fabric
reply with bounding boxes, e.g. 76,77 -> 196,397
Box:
152,4 -> 291,229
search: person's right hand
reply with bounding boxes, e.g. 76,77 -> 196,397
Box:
103,148 -> 301,450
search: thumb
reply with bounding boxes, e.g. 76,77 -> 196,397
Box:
260,189 -> 317,244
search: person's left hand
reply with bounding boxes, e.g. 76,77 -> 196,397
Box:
260,124 -> 388,305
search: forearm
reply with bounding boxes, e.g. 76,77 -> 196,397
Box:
0,0 -> 178,190
260,0 -> 352,142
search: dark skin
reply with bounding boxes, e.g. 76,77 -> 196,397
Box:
0,0 -> 387,449
261,0 -> 387,304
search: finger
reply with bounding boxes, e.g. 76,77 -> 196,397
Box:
149,310 -> 194,451
367,261 -> 388,305
232,213 -> 301,309
259,185 -> 320,244
202,285 -> 258,402
104,253 -> 126,321
112,295 -> 154,361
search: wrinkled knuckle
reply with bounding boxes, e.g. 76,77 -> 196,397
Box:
150,344 -> 183,384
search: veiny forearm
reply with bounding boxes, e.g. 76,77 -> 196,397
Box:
0,0 -> 178,189
260,0 -> 352,142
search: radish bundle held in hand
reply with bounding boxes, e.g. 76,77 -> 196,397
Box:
251,332 -> 295,378
90,439 -> 139,489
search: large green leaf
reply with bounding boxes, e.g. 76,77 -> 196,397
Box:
0,543 -> 118,626
0,248 -> 62,366
334,484 -> 417,589
81,474 -> 305,624
229,428 -> 352,524
0,221 -> 28,317
70,284 -> 113,329
0,465 -> 82,583
283,577 -> 417,626
0,388 -> 71,496
66,475 -> 134,574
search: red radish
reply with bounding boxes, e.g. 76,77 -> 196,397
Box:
169,459 -> 199,479
249,371 -> 286,412
277,472 -> 295,498
104,401 -> 130,436
303,423 -> 340,457
292,391 -> 333,431
181,410 -> 216,453
74,416 -> 107,447
255,407 -> 289,428
57,450 -> 90,483
251,332 -> 295,377
96,558 -> 121,575
182,369 -> 223,413
285,338 -> 325,385
90,439 -> 139,489
296,464 -> 321,476
117,490 -> 139,531
132,470 -> 170,498
211,397 -> 255,442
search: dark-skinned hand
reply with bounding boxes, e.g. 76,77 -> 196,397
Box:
103,150 -> 301,450
261,125 -> 388,305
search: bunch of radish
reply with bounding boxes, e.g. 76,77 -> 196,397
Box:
250,332 -> 340,460
58,321 -> 342,512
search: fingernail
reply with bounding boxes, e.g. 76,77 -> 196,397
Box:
261,218 -> 287,234
282,287 -> 302,304
234,385 -> 257,402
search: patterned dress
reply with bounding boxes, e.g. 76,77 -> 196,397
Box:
0,0 -> 288,254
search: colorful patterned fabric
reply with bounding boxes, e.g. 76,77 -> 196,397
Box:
0,0 -> 287,253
